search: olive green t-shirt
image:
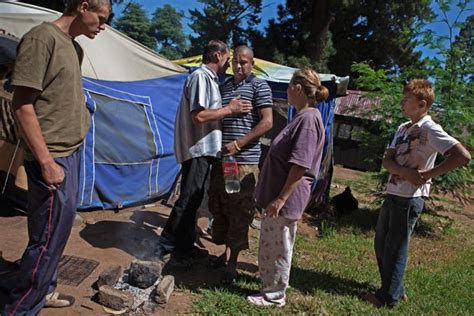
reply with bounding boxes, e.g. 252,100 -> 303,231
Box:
11,22 -> 90,161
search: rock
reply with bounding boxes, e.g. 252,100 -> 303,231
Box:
128,260 -> 163,289
154,275 -> 174,304
97,265 -> 122,288
98,285 -> 133,310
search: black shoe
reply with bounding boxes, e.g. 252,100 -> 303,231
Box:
169,253 -> 194,268
177,246 -> 208,259
208,255 -> 227,269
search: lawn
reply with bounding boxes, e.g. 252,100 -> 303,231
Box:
190,168 -> 474,315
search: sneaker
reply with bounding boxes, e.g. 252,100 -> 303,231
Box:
45,292 -> 75,308
250,218 -> 261,230
169,253 -> 194,268
247,293 -> 285,307
360,292 -> 382,308
187,245 -> 209,259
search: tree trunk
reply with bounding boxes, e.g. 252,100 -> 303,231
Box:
305,0 -> 335,62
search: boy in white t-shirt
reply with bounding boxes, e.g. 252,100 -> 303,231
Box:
362,79 -> 471,308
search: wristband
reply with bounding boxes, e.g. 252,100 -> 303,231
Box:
233,140 -> 241,151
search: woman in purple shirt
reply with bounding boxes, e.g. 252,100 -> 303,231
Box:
247,68 -> 329,307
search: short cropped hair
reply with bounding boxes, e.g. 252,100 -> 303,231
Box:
233,45 -> 254,59
403,79 -> 435,108
202,40 -> 228,64
64,0 -> 111,14
291,68 -> 329,103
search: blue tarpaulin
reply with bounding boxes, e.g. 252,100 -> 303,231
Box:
78,75 -> 187,209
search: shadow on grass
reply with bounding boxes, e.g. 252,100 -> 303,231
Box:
305,206 -> 379,236
290,266 -> 374,296
306,205 -> 452,240
163,255 -> 260,296
167,255 -> 372,300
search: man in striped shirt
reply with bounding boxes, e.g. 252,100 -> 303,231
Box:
208,45 -> 273,283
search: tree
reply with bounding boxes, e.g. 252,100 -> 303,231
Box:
423,1 -> 473,203
187,0 -> 262,56
150,4 -> 187,60
329,1 -> 434,76
113,2 -> 156,50
352,0 -> 473,205
255,1 -> 433,77
251,1 -> 335,72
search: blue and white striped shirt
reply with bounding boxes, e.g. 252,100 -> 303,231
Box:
220,74 -> 273,164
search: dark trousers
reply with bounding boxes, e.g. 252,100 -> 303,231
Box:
3,151 -> 80,316
160,156 -> 214,253
374,194 -> 424,306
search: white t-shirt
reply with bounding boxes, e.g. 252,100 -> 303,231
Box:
386,115 -> 459,198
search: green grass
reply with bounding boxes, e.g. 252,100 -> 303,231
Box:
190,171 -> 474,315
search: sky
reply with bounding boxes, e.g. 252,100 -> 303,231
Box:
114,1 -> 473,60
114,0 -> 285,34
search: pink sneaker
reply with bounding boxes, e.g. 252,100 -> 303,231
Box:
247,293 -> 285,307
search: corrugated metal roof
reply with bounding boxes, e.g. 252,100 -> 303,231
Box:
335,90 -> 381,120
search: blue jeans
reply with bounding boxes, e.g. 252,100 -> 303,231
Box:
374,194 -> 424,307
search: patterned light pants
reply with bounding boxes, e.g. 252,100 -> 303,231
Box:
258,215 -> 297,300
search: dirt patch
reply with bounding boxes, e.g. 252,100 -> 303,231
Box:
333,165 -> 366,182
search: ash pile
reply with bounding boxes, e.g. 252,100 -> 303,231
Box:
95,260 -> 174,314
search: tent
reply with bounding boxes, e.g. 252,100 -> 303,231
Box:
0,1 -> 188,210
174,56 -> 349,206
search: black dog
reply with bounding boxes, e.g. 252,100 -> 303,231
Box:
331,186 -> 358,214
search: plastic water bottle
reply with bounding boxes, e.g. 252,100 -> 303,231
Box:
222,155 -> 240,194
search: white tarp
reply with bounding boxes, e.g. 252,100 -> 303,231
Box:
0,1 -> 186,81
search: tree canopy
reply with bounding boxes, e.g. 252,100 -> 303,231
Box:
252,0 -> 434,77
113,2 -> 156,50
150,4 -> 187,60
187,0 -> 262,56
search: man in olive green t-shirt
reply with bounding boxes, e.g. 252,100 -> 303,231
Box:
2,1 -> 111,314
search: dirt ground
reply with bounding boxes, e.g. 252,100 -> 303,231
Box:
0,166 -> 471,315
0,199 -> 286,315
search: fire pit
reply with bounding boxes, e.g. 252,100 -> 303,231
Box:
96,259 -> 174,313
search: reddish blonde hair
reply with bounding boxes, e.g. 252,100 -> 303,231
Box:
291,68 -> 329,103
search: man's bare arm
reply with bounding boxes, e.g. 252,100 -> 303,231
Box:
12,86 -> 64,186
223,107 -> 273,155
421,144 -> 471,180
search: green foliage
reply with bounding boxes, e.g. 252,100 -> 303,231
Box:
422,0 -> 473,203
349,63 -> 405,174
113,2 -> 156,50
150,4 -> 187,60
187,0 -> 262,55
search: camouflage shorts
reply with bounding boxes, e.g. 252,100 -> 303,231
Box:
208,162 -> 259,251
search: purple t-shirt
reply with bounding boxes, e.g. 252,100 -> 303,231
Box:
254,108 -> 325,220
